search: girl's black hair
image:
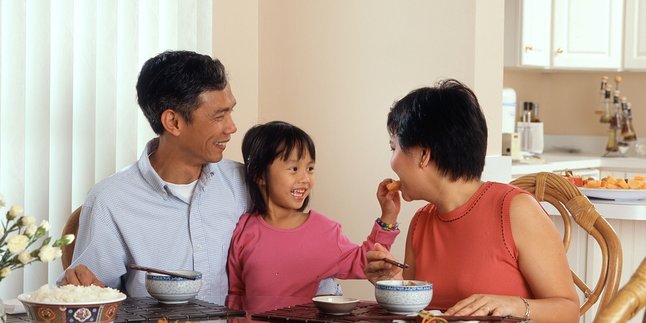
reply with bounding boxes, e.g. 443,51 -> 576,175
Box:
242,121 -> 316,215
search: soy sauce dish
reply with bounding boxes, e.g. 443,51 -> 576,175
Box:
312,296 -> 360,315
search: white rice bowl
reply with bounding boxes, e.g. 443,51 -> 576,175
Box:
20,284 -> 126,304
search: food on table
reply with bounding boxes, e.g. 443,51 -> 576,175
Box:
582,175 -> 646,190
26,284 -> 125,303
562,170 -> 584,187
386,180 -> 401,192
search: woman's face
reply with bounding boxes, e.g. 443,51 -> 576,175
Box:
390,135 -> 424,202
262,148 -> 315,214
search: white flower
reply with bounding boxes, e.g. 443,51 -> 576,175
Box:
0,193 -> 5,208
7,205 -> 23,220
25,223 -> 38,237
39,219 -> 50,231
62,234 -> 75,244
21,215 -> 35,226
0,267 -> 11,278
17,251 -> 32,264
7,234 -> 29,254
38,245 -> 58,263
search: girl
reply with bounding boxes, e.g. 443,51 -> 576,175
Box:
226,121 -> 400,314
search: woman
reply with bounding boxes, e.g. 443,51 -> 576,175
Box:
365,79 -> 579,323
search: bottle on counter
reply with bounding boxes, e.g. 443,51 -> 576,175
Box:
531,103 -> 541,122
599,84 -> 613,123
621,99 -> 637,142
595,76 -> 608,115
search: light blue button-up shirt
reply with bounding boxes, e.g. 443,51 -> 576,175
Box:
62,138 -> 250,305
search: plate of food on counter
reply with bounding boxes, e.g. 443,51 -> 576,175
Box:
565,174 -> 646,201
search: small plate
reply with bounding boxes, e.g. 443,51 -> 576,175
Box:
312,296 -> 359,315
579,188 -> 646,201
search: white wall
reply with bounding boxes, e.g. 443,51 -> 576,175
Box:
214,0 -> 505,300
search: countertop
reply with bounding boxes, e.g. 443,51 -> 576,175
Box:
512,153 -> 646,176
511,152 -> 646,221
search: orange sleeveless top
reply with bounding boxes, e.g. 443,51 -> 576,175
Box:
411,182 -> 533,309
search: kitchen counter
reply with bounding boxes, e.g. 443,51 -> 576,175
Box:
511,152 -> 646,221
512,153 -> 646,176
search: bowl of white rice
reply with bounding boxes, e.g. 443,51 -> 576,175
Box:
18,284 -> 126,323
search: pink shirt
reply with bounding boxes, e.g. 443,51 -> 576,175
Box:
226,210 -> 399,314
411,182 -> 534,309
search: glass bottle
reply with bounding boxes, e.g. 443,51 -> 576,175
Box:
599,84 -> 613,123
621,100 -> 637,142
594,76 -> 608,115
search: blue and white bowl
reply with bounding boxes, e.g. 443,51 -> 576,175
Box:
145,270 -> 202,304
375,280 -> 433,315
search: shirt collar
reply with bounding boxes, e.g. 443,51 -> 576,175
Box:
138,138 -> 218,200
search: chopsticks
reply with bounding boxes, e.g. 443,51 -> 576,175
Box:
129,264 -> 200,280
382,258 -> 409,269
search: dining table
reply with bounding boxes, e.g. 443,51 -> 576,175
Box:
6,298 -> 528,323
251,301 -> 528,323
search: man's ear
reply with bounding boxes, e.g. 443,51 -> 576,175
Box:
160,109 -> 182,136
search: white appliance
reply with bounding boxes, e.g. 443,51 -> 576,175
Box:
502,88 -> 517,133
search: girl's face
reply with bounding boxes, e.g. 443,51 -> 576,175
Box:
262,148 -> 315,214
390,135 -> 424,202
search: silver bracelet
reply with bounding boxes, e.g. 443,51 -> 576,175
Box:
519,296 -> 530,320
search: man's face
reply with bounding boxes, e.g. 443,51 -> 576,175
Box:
178,84 -> 237,164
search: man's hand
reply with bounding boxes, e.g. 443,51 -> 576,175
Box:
60,264 -> 106,287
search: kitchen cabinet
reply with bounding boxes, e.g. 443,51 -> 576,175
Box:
504,0 -> 552,67
624,0 -> 646,69
505,0 -> 624,70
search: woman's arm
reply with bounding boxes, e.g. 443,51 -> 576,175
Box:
444,193 -> 579,322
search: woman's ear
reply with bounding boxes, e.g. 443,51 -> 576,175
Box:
160,109 -> 182,136
420,149 -> 430,168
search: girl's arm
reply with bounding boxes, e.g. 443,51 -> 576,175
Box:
225,222 -> 246,311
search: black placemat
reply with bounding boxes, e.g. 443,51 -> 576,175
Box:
251,301 -> 527,323
7,297 -> 245,323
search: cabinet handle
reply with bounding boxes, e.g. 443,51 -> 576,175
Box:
555,47 -> 564,54
524,45 -> 534,52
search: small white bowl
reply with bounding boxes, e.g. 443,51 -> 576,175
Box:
145,270 -> 202,304
312,296 -> 359,315
375,280 -> 433,315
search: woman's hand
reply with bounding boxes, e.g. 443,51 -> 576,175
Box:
364,243 -> 404,284
444,294 -> 526,318
377,178 -> 401,225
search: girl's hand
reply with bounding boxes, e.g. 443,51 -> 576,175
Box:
444,294 -> 526,318
364,243 -> 404,284
377,178 -> 401,224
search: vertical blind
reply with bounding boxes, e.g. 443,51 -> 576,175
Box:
0,0 -> 213,299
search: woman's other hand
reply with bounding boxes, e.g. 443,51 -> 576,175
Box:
444,294 -> 526,318
364,243 -> 404,284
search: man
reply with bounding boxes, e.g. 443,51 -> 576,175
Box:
60,50 -> 250,305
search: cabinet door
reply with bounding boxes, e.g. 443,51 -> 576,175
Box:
552,0 -> 623,69
520,0 -> 552,66
504,0 -> 551,67
625,0 -> 646,70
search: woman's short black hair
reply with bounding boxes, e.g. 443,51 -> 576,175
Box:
387,79 -> 488,181
136,50 -> 228,135
242,121 -> 316,215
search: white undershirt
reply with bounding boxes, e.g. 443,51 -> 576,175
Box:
165,180 -> 198,203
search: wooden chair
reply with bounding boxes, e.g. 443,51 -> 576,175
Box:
594,257 -> 646,323
61,206 -> 81,270
511,172 -> 623,316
